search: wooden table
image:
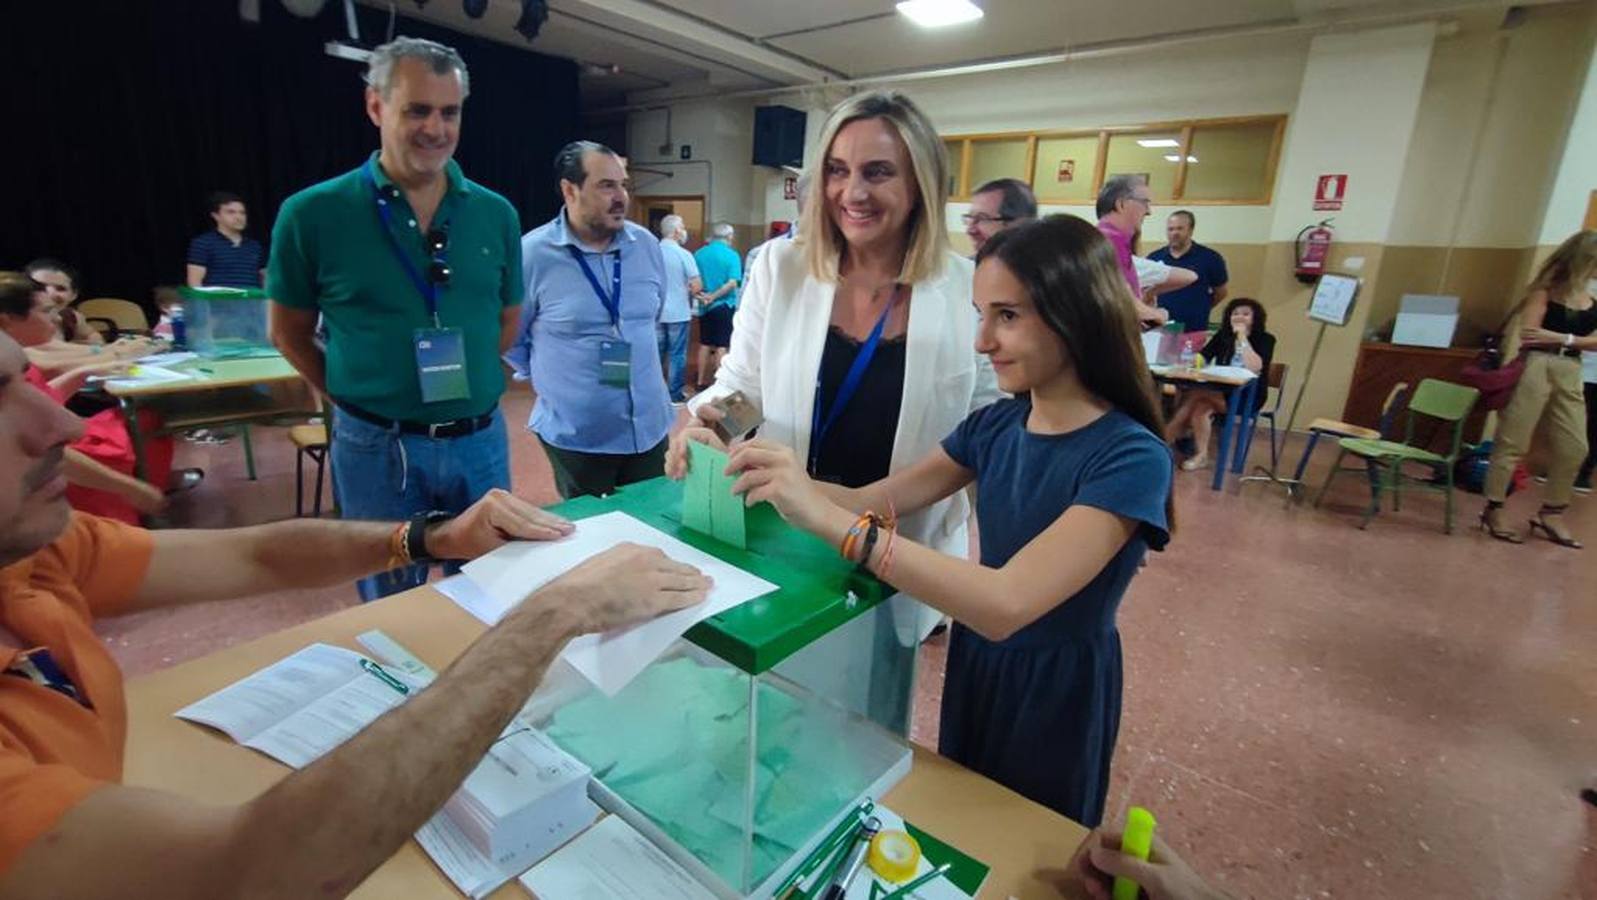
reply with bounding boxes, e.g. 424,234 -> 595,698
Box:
103,354 -> 314,481
124,585 -> 1090,899
1151,365 -> 1260,490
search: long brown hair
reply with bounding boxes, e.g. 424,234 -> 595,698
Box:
978,215 -> 1175,532
1528,230 -> 1597,301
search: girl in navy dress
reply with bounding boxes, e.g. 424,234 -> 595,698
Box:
726,214 -> 1174,826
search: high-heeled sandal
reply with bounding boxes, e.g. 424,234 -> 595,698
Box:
1527,505 -> 1583,549
1478,502 -> 1523,543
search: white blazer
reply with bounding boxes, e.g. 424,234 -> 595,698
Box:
689,237 -> 1002,644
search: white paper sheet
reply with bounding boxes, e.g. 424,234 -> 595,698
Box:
418,796 -> 600,899
174,643 -> 415,769
133,351 -> 199,367
520,814 -> 716,900
1197,365 -> 1259,382
101,364 -> 193,389
459,511 -> 778,695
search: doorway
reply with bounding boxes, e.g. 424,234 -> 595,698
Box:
631,195 -> 706,248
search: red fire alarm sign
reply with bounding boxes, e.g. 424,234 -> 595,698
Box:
1314,174 -> 1347,211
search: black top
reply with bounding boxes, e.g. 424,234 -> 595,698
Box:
809,327 -> 907,487
1200,329 -> 1277,413
1544,301 -> 1597,337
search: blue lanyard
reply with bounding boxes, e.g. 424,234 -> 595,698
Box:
809,285 -> 903,473
565,245 -> 623,330
363,159 -> 447,322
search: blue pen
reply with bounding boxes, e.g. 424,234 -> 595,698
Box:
360,658 -> 410,695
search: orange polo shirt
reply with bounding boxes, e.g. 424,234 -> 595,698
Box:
0,513 -> 152,873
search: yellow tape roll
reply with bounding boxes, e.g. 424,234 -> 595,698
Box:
867,829 -> 922,884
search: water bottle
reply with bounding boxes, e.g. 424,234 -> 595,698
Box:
1178,342 -> 1194,369
170,302 -> 186,349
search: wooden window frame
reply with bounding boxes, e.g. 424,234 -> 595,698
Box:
941,114 -> 1287,205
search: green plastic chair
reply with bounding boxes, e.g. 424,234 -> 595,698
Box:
1313,378 -> 1480,533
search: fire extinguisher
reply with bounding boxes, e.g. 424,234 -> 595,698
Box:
1294,219 -> 1335,284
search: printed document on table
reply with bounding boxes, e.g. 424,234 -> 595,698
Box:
174,643 -> 417,769
460,511 -> 778,695
520,814 -> 715,900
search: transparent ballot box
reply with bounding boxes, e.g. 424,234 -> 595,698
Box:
176,286 -> 274,358
525,478 -> 917,898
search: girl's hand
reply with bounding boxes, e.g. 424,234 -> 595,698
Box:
725,439 -> 833,532
1520,327 -> 1564,348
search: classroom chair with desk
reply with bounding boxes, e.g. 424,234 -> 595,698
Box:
1313,378 -> 1480,533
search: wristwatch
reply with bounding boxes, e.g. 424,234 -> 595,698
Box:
407,510 -> 454,563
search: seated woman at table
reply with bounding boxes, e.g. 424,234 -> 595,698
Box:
0,272 -> 187,523
723,216 -> 1174,827
1164,297 -> 1275,471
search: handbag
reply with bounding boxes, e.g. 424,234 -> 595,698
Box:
1458,303 -> 1528,411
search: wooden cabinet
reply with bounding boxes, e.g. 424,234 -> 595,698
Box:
1343,342 -> 1488,447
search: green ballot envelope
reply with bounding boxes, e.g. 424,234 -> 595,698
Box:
683,442 -> 747,549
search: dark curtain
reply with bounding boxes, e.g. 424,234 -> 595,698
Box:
6,0 -> 579,315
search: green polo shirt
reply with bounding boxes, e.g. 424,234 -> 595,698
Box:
267,152 -> 523,423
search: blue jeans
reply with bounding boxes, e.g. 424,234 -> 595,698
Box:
331,407 -> 511,601
657,321 -> 690,402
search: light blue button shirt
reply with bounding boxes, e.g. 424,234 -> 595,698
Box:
510,213 -> 673,454
659,238 -> 699,324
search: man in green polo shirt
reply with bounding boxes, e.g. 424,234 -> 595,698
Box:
267,37 -> 523,601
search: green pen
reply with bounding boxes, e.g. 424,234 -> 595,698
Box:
879,862 -> 951,900
776,801 -> 873,897
360,658 -> 410,696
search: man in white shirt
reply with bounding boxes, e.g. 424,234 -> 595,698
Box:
655,215 -> 701,404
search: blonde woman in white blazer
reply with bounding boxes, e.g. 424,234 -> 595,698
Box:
666,91 -> 1000,733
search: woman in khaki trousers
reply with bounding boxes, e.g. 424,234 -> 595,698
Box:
1480,230 -> 1597,547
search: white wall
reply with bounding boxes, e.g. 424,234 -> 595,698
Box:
1538,8 -> 1597,245
1266,23 -> 1436,244
626,101 -> 758,226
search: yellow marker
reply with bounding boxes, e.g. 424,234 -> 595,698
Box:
866,829 -> 921,884
1113,806 -> 1157,900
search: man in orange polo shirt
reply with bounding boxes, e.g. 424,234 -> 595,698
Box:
0,330 -> 710,897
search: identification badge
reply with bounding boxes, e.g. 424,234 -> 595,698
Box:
414,327 -> 471,404
599,339 -> 632,388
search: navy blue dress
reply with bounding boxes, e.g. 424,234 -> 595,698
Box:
938,399 -> 1172,826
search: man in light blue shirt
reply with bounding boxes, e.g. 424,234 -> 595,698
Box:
693,222 -> 742,389
510,141 -> 672,498
656,214 -> 700,404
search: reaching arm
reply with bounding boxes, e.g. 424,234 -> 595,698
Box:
728,439 -> 1147,642
268,302 -> 327,396
133,489 -> 573,613
0,546 -> 710,900
812,448 -> 975,522
1145,267 -> 1198,297
185,265 -> 206,288
64,450 -> 166,516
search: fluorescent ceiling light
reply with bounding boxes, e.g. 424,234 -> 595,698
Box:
896,0 -> 984,28
1139,138 -> 1181,148
1163,155 -> 1198,163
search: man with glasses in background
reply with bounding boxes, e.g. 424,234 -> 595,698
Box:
268,37 -> 524,601
1096,175 -> 1168,326
962,178 -> 1036,256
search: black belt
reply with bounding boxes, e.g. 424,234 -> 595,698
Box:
335,401 -> 497,438
1529,347 -> 1583,359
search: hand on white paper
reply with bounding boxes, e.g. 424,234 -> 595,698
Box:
428,488 -> 575,560
665,405 -> 728,481
537,543 -> 712,635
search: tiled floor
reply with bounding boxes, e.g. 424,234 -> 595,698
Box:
100,382 -> 1597,899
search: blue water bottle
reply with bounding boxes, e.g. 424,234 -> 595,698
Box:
170,302 -> 187,349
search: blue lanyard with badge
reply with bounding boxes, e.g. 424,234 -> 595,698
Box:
565,245 -> 631,388
809,285 -> 903,474
364,159 -> 470,405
